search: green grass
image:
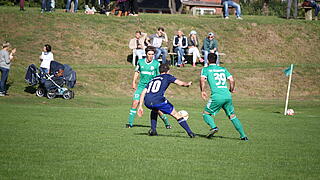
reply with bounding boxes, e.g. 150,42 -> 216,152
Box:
0,96 -> 320,179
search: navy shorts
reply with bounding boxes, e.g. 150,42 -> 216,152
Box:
145,100 -> 174,115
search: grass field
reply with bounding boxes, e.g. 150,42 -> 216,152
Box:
0,6 -> 320,179
1,96 -> 320,179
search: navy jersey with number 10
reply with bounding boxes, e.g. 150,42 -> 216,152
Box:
144,74 -> 177,106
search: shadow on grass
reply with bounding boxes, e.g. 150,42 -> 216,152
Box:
195,133 -> 239,141
132,124 -> 150,128
24,86 -> 36,94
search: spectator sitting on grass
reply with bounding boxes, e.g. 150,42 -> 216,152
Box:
117,0 -> 129,16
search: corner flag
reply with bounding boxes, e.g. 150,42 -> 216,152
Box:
284,64 -> 294,115
283,65 -> 293,76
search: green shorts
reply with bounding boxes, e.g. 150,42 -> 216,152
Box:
204,98 -> 235,117
132,85 -> 146,101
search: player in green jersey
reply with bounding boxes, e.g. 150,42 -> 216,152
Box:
200,53 -> 248,141
126,46 -> 171,128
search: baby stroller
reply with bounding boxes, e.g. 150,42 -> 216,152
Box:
25,61 -> 76,99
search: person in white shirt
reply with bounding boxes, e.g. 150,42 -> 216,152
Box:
173,30 -> 188,67
39,44 -> 54,74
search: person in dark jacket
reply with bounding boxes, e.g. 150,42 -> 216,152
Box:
173,30 -> 188,67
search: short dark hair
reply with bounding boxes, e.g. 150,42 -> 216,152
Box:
159,64 -> 170,73
208,53 -> 217,64
145,46 -> 156,54
158,27 -> 164,31
135,31 -> 141,35
44,44 -> 51,52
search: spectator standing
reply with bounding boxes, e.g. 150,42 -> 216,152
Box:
66,0 -> 78,13
202,32 -> 219,67
39,44 -> 54,74
117,0 -> 129,16
187,30 -> 203,67
147,27 -> 168,64
0,42 -> 16,96
129,31 -> 147,60
129,0 -> 139,16
173,30 -> 188,67
41,0 -> 52,12
20,0 -> 25,11
287,0 -> 298,19
222,0 -> 242,19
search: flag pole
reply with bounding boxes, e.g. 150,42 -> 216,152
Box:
284,64 -> 293,115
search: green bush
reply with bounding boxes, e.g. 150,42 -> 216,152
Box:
241,0 -> 287,17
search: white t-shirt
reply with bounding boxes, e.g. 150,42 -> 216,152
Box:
40,52 -> 54,69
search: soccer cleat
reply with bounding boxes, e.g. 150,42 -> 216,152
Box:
165,125 -> 172,129
125,124 -> 133,128
206,127 -> 219,138
240,137 -> 249,141
148,129 -> 158,136
188,132 -> 196,138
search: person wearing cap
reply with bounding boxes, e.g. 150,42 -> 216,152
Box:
173,30 -> 188,67
202,32 -> 219,67
222,0 -> 242,19
187,30 -> 203,67
0,42 -> 16,96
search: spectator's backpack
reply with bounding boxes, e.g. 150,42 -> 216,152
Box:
63,64 -> 77,88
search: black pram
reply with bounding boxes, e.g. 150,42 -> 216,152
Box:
25,61 -> 76,99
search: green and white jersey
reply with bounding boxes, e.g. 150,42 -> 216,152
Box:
135,58 -> 160,87
201,64 -> 232,99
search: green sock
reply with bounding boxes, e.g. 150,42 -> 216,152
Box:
202,113 -> 216,129
159,114 -> 170,126
128,108 -> 137,126
230,116 -> 246,138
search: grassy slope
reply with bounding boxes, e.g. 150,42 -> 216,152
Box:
0,7 -> 320,99
0,7 -> 320,179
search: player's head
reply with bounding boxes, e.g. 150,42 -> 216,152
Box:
208,53 -> 218,64
145,46 -> 156,61
159,64 -> 170,74
44,44 -> 51,52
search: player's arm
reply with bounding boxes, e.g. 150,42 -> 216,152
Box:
228,76 -> 235,93
132,71 -> 140,89
200,76 -> 208,100
137,88 -> 147,117
174,79 -> 192,87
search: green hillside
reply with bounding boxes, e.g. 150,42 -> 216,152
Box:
0,7 -> 320,100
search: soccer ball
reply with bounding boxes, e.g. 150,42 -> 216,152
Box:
286,109 -> 295,116
178,110 -> 189,120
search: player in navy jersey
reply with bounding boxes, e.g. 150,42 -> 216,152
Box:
137,64 -> 196,138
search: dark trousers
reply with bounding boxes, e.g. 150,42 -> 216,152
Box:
130,0 -> 139,14
0,67 -> 9,93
